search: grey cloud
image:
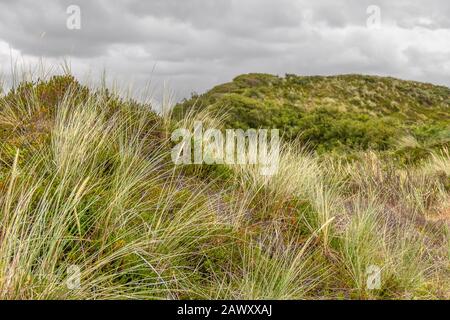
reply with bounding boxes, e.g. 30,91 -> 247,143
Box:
0,0 -> 449,100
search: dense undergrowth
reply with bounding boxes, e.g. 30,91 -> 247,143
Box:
0,74 -> 448,299
174,73 -> 450,162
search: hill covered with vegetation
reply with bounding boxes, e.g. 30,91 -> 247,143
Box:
0,73 -> 448,299
174,73 -> 449,162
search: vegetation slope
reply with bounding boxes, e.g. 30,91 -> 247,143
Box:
174,73 -> 450,163
0,73 -> 448,299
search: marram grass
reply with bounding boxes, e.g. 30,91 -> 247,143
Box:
0,73 -> 448,299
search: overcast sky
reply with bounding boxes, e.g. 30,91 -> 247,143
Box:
0,0 -> 449,102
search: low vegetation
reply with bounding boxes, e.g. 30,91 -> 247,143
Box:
0,72 -> 448,299
174,73 -> 449,160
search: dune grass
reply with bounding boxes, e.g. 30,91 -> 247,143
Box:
0,73 -> 448,299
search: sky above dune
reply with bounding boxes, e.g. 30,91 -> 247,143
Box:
0,0 -> 449,102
